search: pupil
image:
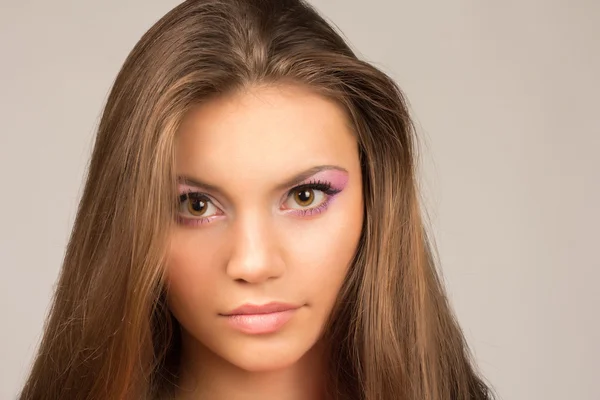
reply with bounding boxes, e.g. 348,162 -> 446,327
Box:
189,197 -> 206,214
192,200 -> 204,211
298,189 -> 312,204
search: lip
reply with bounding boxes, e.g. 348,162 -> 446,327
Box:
220,302 -> 302,335
222,302 -> 301,316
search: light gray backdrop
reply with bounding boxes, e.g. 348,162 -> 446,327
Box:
1,1 -> 598,399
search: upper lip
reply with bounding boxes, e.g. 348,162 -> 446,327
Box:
222,302 -> 301,316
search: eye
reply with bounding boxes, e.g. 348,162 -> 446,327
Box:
179,192 -> 221,219
285,187 -> 325,209
176,179 -> 343,226
283,180 -> 341,211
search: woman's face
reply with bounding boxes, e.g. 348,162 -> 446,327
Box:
167,83 -> 363,372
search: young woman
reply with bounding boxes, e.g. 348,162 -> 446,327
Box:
20,0 -> 495,399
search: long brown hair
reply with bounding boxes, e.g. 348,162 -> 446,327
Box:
20,0 -> 494,399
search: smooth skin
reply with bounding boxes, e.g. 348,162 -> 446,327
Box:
167,83 -> 364,400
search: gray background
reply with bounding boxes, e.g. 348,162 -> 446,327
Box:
1,1 -> 598,399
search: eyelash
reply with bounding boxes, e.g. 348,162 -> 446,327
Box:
176,179 -> 341,227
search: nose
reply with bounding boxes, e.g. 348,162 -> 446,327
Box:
225,210 -> 285,284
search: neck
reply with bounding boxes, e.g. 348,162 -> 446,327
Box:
175,329 -> 329,400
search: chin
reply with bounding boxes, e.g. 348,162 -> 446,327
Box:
230,354 -> 298,372
219,336 -> 313,372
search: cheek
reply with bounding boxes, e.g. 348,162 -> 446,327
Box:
165,231 -> 222,324
293,235 -> 351,291
284,198 -> 363,308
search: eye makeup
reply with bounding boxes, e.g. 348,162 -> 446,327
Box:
175,169 -> 349,227
281,178 -> 341,218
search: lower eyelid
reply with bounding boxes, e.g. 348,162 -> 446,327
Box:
291,200 -> 330,217
177,214 -> 218,226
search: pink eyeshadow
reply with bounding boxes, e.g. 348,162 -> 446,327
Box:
310,169 -> 349,191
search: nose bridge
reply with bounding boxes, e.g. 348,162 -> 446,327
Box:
226,206 -> 284,283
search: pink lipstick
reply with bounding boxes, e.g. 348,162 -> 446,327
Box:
221,302 -> 301,334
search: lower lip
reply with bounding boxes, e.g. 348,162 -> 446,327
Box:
224,309 -> 298,334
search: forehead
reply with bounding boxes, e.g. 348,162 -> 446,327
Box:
175,84 -> 358,190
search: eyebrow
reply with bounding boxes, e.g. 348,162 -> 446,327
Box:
177,165 -> 348,197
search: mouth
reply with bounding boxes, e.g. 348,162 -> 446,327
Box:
220,302 -> 302,334
223,302 -> 301,316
